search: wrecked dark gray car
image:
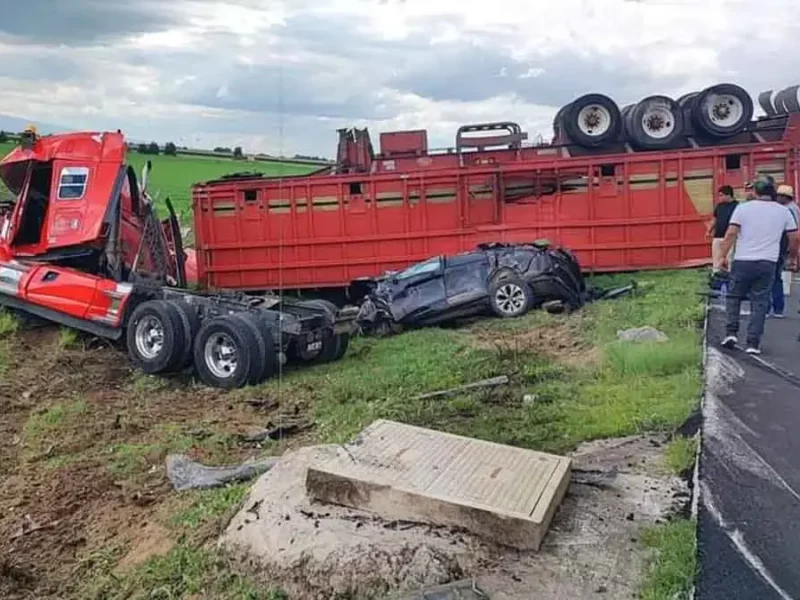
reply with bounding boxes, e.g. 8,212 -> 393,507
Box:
352,242 -> 587,334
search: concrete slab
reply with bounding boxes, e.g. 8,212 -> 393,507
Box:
305,419 -> 571,550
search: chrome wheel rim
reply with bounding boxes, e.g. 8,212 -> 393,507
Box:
134,316 -> 164,360
704,93 -> 743,127
495,283 -> 527,315
204,333 -> 238,379
640,102 -> 675,139
577,104 -> 612,137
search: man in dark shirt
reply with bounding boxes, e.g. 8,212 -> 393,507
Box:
709,185 -> 738,273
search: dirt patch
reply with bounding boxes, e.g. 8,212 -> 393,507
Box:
0,326 -> 305,600
471,316 -> 599,368
221,434 -> 687,600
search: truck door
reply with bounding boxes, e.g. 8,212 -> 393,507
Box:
45,158 -> 122,250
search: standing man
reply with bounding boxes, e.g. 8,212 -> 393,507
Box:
708,185 -> 738,273
768,184 -> 800,318
719,174 -> 799,354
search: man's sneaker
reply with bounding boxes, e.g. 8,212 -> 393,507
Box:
721,335 -> 738,349
768,312 -> 786,319
745,346 -> 762,355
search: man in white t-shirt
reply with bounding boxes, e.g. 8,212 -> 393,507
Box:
718,174 -> 799,354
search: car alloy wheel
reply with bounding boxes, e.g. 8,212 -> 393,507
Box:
494,282 -> 527,315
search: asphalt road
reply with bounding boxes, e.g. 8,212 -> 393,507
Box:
697,296 -> 800,600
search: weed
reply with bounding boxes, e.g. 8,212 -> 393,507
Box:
170,484 -> 249,530
640,518 -> 697,600
75,540 -> 283,600
604,335 -> 701,378
665,435 -> 698,475
58,326 -> 80,349
23,399 -> 89,457
107,423 -> 236,475
0,308 -> 18,337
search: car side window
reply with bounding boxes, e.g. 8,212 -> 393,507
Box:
396,257 -> 442,280
57,167 -> 90,200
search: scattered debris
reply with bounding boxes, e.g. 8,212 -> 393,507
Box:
11,515 -> 55,540
412,376 -> 510,400
239,417 -> 313,443
616,326 -> 669,343
522,393 -> 538,405
165,454 -> 280,491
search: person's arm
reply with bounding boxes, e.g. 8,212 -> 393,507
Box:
707,206 -> 719,236
719,224 -> 740,269
785,210 -> 799,270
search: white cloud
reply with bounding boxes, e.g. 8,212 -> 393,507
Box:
0,0 -> 798,157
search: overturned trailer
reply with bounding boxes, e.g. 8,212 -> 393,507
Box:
190,82 -> 800,296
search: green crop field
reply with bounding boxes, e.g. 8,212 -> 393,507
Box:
0,140 -> 319,222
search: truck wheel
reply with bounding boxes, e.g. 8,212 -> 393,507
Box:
126,300 -> 185,374
307,299 -> 350,361
296,298 -> 350,362
691,83 -> 753,138
233,312 -> 278,383
167,299 -> 200,370
780,84 -> 800,113
758,89 -> 778,117
563,93 -> 621,148
488,272 -> 533,318
193,316 -> 258,389
624,95 -> 685,150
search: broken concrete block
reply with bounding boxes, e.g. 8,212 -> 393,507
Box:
616,326 -> 668,343
305,420 -> 571,551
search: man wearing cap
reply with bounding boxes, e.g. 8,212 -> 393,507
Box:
719,174 -> 799,354
744,180 -> 756,200
769,184 -> 800,317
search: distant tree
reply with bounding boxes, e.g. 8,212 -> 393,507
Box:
137,143 -> 149,154
164,142 -> 177,156
147,141 -> 160,155
0,131 -> 8,143
214,146 -> 233,154
233,146 -> 244,159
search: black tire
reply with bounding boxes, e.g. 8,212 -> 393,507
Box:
290,299 -> 351,364
237,312 -> 278,383
126,300 -> 185,374
228,313 -> 269,386
758,89 -> 777,117
781,84 -> 800,113
691,83 -> 753,138
624,95 -> 685,150
552,104 -> 568,140
677,92 -> 699,134
563,93 -> 621,148
487,271 -> 534,319
773,88 -> 790,115
193,315 -> 257,389
166,299 -> 200,370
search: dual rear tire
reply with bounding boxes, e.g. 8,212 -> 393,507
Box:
125,300 -> 279,390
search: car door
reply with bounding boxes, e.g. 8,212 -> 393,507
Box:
443,252 -> 490,308
383,256 -> 447,323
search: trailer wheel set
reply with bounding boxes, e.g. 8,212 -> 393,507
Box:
125,296 -> 351,389
554,82 -> 769,150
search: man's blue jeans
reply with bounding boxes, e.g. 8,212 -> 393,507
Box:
725,260 -> 776,347
770,254 -> 786,315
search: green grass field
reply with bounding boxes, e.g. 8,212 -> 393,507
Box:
0,140 -> 318,221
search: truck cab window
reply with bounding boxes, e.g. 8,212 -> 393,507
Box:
58,167 -> 89,200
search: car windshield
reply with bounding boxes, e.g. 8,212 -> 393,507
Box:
395,256 -> 442,280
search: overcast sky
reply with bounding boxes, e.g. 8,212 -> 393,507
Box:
0,0 -> 797,156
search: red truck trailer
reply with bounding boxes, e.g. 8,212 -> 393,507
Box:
190,85 -> 800,294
